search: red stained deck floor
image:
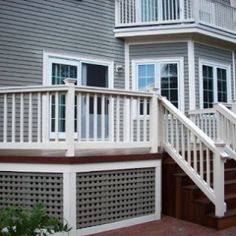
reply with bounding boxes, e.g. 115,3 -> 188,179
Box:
90,216 -> 236,236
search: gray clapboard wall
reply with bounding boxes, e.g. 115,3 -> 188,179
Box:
214,0 -> 231,5
129,42 -> 189,111
194,43 -> 233,109
0,0 -> 125,89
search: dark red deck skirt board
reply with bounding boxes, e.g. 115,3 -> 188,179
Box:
0,153 -> 162,164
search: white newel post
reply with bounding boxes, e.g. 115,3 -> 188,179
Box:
150,89 -> 159,153
64,78 -> 76,157
214,141 -> 227,217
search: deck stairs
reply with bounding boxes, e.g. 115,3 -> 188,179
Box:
159,97 -> 236,229
163,153 -> 236,230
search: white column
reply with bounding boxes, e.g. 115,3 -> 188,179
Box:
125,42 -> 130,90
232,51 -> 236,101
150,89 -> 159,153
63,172 -> 77,236
188,40 -> 196,110
64,78 -> 76,157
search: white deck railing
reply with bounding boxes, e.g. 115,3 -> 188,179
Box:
189,103 -> 236,160
115,0 -> 236,34
0,81 -> 230,216
159,96 -> 228,217
0,79 -> 156,156
189,108 -> 217,140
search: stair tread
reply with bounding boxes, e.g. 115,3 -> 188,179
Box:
173,168 -> 236,178
183,179 -> 236,190
196,193 -> 236,204
208,208 -> 236,219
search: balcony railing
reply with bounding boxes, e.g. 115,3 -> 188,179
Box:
115,0 -> 236,34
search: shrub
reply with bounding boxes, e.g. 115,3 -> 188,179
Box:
0,203 -> 71,236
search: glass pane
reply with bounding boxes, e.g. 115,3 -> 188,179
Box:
217,68 -> 227,103
161,63 -> 178,108
82,63 -> 108,88
202,65 -> 214,108
138,64 -> 155,91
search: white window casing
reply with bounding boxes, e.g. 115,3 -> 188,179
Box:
132,57 -> 185,111
199,59 -> 231,109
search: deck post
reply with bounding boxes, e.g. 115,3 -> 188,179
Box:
64,78 -> 76,157
150,88 -> 159,153
214,141 -> 226,217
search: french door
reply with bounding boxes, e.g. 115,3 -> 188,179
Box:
47,57 -> 110,140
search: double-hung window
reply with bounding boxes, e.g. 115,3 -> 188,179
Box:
200,61 -> 230,108
135,59 -> 183,110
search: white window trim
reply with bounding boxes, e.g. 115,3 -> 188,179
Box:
132,57 -> 185,111
199,59 -> 231,109
43,52 -> 114,88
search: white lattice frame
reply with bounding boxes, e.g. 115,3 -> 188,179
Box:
0,160 -> 161,236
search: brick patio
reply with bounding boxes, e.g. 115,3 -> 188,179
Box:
90,216 -> 236,236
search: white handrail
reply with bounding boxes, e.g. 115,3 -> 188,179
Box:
188,108 -> 215,115
215,103 -> 236,159
0,84 -> 152,98
161,97 -> 222,155
216,103 -> 236,125
160,96 -> 228,217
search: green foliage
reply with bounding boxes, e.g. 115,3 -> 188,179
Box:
0,203 -> 71,236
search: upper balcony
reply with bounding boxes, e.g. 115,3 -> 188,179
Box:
114,0 -> 236,43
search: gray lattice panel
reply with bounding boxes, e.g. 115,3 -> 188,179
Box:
0,172 -> 63,219
76,168 -> 155,229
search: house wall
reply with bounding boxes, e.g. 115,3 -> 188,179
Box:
0,0 -> 125,89
129,42 -> 189,111
214,0 -> 231,5
194,42 -> 233,109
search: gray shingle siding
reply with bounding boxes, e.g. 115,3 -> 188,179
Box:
129,42 -> 189,111
0,0 -> 125,88
194,43 -> 233,109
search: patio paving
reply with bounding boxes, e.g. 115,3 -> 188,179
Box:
90,216 -> 236,236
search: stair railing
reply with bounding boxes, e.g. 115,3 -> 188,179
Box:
215,103 -> 236,160
159,96 -> 229,217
